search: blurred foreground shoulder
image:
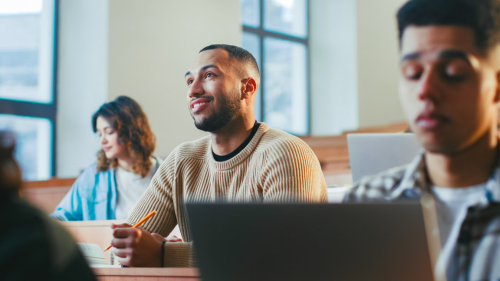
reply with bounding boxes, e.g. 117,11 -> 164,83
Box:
0,195 -> 96,281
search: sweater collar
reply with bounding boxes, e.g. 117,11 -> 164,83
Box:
207,122 -> 270,171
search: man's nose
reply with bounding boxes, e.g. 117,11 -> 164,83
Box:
417,69 -> 442,102
187,78 -> 204,99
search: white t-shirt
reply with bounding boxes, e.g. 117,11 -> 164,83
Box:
432,184 -> 489,249
115,158 -> 158,220
432,183 -> 491,276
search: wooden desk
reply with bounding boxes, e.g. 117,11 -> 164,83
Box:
59,220 -> 183,264
60,221 -> 197,280
93,268 -> 199,281
60,220 -> 124,264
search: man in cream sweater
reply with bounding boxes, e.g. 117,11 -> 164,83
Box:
110,44 -> 328,267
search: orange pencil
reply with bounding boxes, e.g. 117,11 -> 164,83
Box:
103,210 -> 157,252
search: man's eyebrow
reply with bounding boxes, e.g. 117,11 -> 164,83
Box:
185,64 -> 219,77
200,64 -> 219,72
401,52 -> 420,62
438,50 -> 469,61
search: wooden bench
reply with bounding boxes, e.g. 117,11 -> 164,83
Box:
300,122 -> 408,186
22,122 -> 408,210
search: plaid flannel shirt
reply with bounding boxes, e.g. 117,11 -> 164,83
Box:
344,150 -> 500,281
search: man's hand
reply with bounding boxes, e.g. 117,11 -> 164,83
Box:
111,223 -> 164,267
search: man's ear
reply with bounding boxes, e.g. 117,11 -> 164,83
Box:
241,77 -> 257,100
495,71 -> 500,103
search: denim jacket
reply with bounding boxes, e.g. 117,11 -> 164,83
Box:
51,158 -> 162,221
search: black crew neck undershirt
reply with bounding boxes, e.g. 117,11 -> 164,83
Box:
212,121 -> 260,162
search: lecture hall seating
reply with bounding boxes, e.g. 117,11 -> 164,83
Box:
22,122 -> 408,211
22,177 -> 75,214
299,122 -> 408,186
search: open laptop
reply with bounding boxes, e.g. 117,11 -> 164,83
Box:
347,133 -> 422,182
187,203 -> 435,281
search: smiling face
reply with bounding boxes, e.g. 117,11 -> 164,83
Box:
399,26 -> 500,155
95,116 -> 128,160
185,49 -> 242,132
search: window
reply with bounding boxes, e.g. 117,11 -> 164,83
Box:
0,0 -> 57,180
241,0 -> 309,135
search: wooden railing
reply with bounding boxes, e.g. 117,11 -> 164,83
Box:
21,178 -> 76,214
300,122 -> 408,186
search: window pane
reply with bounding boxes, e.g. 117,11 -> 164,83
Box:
264,37 -> 307,135
0,114 -> 52,180
242,32 -> 262,121
241,0 -> 260,28
264,0 -> 307,38
0,0 -> 54,104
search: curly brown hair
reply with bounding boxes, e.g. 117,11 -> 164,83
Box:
92,96 -> 156,177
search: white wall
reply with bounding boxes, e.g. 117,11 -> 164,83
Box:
57,0 -> 108,177
356,0 -> 407,128
57,0 -> 240,177
310,0 -> 358,136
107,0 -> 241,159
309,0 -> 407,135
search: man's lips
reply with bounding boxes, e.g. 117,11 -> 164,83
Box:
415,111 -> 450,129
190,97 -> 212,113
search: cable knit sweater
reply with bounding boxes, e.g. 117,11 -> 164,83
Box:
125,123 -> 328,267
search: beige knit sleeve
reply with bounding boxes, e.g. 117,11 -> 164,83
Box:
125,161 -> 177,236
260,139 -> 328,203
124,153 -> 195,267
163,242 -> 195,267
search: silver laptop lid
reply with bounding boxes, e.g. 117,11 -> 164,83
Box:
347,133 -> 422,182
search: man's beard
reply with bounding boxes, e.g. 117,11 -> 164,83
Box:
191,92 -> 240,132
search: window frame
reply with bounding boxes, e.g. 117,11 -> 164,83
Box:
0,0 -> 59,177
242,0 -> 310,135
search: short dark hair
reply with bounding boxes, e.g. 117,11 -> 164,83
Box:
200,44 -> 260,77
397,0 -> 500,50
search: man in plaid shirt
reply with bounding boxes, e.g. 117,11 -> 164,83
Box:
344,0 -> 500,280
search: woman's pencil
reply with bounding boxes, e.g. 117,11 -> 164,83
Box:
103,210 -> 157,252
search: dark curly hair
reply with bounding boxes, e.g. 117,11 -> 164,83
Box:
398,0 -> 500,50
92,96 -> 156,177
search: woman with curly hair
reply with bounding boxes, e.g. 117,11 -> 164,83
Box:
51,96 -> 162,221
